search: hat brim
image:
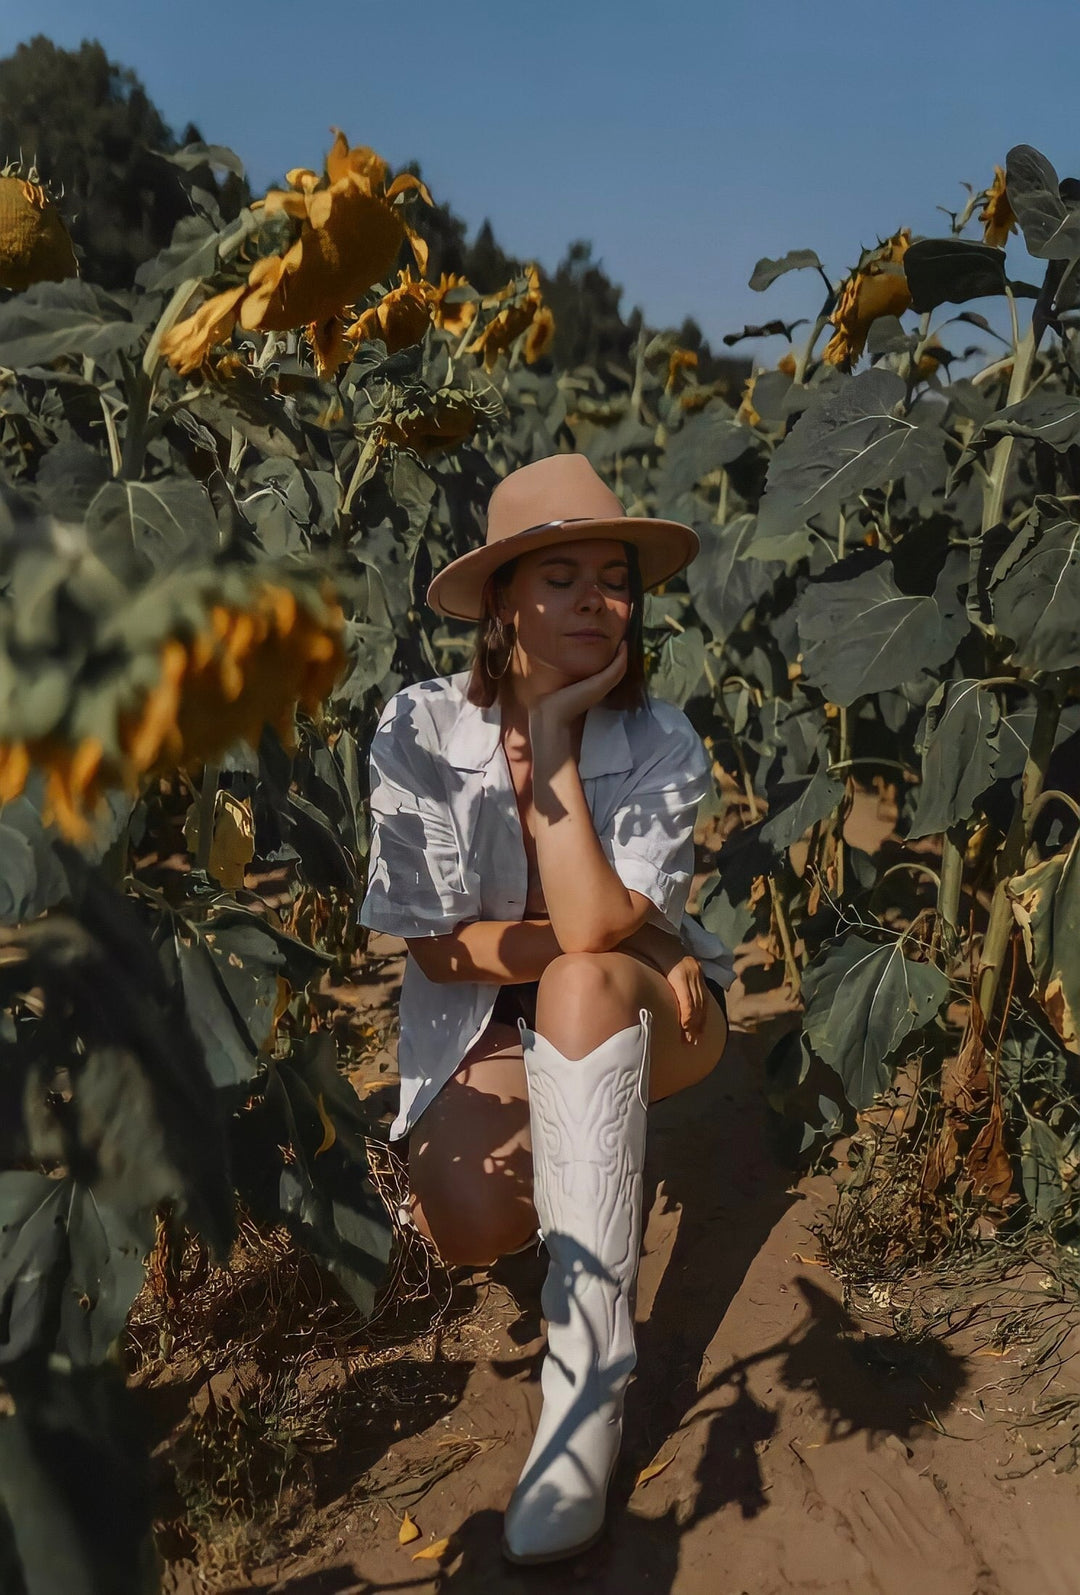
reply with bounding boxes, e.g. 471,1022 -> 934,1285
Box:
425,517 -> 700,622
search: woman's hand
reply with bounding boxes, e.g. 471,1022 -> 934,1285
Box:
529,640 -> 627,731
665,953 -> 708,1044
621,922 -> 707,1044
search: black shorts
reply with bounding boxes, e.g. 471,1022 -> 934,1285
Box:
490,973 -> 728,1034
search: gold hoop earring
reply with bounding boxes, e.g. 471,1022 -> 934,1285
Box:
486,619 -> 514,680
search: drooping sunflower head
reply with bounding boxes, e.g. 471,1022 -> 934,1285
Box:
979,165 -> 1018,250
467,264 -> 555,372
822,228 -> 913,371
162,132 -> 436,377
0,160 -> 78,292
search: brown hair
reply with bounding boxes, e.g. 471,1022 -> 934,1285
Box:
465,541 -> 647,711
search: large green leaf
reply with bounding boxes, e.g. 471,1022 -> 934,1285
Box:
1008,842 -> 1080,1054
265,1034 -> 391,1317
983,393 -> 1080,452
761,769 -> 845,849
797,555 -> 966,706
802,936 -> 950,1109
1005,145 -> 1080,260
757,369 -> 947,545
688,515 -> 783,646
1019,1108 -> 1076,1221
654,410 -> 755,510
0,798 -> 69,926
903,238 -> 1010,312
85,477 -> 220,577
991,514 -> 1080,672
0,281 -> 144,369
908,679 -> 1001,838
648,625 -> 706,707
0,1174 -> 150,1366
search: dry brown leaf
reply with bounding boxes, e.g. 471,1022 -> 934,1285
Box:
314,1091 -> 336,1156
965,1096 -> 1014,1207
209,791 -> 255,889
792,1252 -> 826,1267
398,1510 -> 420,1545
635,1452 -> 674,1487
412,1536 -> 453,1561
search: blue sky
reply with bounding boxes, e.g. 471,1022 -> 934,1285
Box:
3,1 -> 1079,366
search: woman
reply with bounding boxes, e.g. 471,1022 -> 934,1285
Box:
359,453 -> 733,1565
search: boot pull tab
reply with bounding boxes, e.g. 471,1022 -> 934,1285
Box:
636,1008 -> 652,1110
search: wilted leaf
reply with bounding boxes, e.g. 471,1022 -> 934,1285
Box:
315,1093 -> 337,1156
1008,842 -> 1080,1054
398,1511 -> 420,1545
209,793 -> 255,890
965,1097 -> 1014,1208
635,1452 -> 675,1486
802,936 -> 949,1109
412,1537 -> 453,1561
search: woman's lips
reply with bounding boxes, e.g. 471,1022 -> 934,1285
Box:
566,630 -> 608,640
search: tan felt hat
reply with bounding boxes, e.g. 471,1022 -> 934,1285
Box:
425,453 -> 699,622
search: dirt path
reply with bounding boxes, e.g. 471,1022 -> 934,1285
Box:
200,978 -> 1080,1595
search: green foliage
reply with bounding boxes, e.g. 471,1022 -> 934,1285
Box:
3,107 -> 1080,1585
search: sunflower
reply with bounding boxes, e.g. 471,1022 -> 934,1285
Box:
383,393 -> 483,456
430,272 -> 478,336
979,165 -> 1017,249
467,265 -> 554,372
822,228 -> 913,371
736,350 -> 798,428
161,131 -> 433,375
0,581 -> 346,840
665,347 -> 698,393
160,285 -> 248,377
345,268 -> 436,354
0,164 -> 78,291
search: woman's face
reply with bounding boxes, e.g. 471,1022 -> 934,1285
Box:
497,537 -> 631,683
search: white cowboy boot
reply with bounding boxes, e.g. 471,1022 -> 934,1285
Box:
502,1008 -> 652,1566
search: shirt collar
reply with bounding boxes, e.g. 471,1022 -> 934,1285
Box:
444,691 -> 634,779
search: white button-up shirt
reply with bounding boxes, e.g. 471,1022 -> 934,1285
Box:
359,670 -> 735,1140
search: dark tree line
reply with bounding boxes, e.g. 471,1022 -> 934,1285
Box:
0,34 -> 745,383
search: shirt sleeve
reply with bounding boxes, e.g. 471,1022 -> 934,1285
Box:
601,711 -> 710,924
358,693 -> 480,939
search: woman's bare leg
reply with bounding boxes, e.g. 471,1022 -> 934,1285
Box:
407,953 -> 728,1264
408,1022 -> 537,1266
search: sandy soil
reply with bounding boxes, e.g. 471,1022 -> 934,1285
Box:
159,941 -> 1080,1595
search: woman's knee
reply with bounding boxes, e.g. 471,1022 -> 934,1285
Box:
535,951 -> 641,1056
